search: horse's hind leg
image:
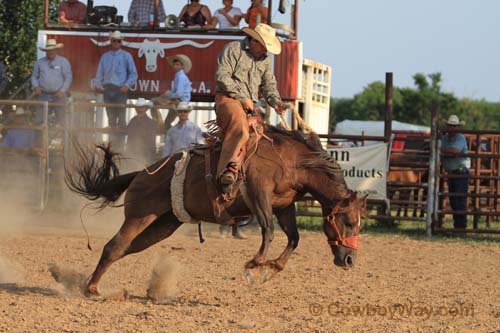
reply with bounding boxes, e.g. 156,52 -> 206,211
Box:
125,212 -> 182,255
86,214 -> 158,296
261,204 -> 299,283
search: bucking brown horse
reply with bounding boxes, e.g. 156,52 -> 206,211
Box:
66,126 -> 367,296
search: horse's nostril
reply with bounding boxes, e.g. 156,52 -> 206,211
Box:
344,255 -> 354,267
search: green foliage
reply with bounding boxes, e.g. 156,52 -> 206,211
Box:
330,72 -> 500,131
0,1 -> 61,96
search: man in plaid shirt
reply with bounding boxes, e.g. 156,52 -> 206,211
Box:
128,0 -> 166,24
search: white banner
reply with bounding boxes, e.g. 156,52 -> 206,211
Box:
327,143 -> 389,200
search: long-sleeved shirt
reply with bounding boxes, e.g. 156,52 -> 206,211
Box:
95,49 -> 138,89
59,1 -> 87,24
163,121 -> 204,156
0,62 -> 6,95
127,115 -> 160,164
31,55 -> 73,93
215,38 -> 281,107
1,129 -> 35,149
166,70 -> 191,103
128,0 -> 166,24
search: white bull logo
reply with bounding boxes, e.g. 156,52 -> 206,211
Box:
90,38 -> 214,72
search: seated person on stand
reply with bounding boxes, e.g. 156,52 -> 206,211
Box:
59,0 -> 87,24
126,98 -> 161,166
209,0 -> 243,30
244,0 -> 268,29
1,108 -> 35,149
152,54 -> 192,131
128,0 -> 166,25
178,0 -> 212,28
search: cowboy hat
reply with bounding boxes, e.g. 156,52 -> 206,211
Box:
39,39 -> 64,51
242,23 -> 281,55
176,102 -> 193,111
166,54 -> 192,74
447,115 -> 465,126
109,30 -> 123,40
11,107 -> 30,117
135,98 -> 152,107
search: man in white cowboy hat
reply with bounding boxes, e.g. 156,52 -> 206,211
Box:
1,108 -> 35,149
31,38 -> 73,125
214,23 -> 287,194
95,30 -> 138,149
153,54 -> 193,131
441,114 -> 471,229
162,107 -> 204,157
126,98 -> 161,166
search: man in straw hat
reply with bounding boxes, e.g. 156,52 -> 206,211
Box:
31,38 -> 73,126
441,114 -> 470,229
215,23 -> 287,194
95,31 -> 138,149
153,54 -> 193,131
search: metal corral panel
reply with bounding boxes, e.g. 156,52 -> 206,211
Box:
274,41 -> 302,101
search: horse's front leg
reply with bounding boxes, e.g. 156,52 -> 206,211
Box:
243,190 -> 274,285
261,204 -> 299,282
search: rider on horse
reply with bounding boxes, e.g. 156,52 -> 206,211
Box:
215,23 -> 287,194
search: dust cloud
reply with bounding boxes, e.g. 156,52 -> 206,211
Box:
147,256 -> 181,303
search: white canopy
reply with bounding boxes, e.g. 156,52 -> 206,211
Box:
334,120 -> 430,136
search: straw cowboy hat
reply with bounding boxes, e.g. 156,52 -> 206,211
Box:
135,98 -> 152,108
39,39 -> 64,51
242,23 -> 281,55
109,30 -> 123,40
447,115 -> 465,126
166,54 -> 192,74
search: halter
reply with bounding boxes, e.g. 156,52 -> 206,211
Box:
324,203 -> 360,250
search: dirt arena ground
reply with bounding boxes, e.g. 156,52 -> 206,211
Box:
1,207 -> 500,333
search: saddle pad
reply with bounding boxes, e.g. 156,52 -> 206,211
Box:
171,150 -> 200,224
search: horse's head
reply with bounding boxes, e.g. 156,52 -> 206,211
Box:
323,192 -> 367,269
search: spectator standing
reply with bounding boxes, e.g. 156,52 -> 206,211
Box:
0,61 -> 7,95
211,0 -> 243,29
31,39 -> 72,125
441,115 -> 471,229
59,0 -> 87,24
178,0 -> 212,28
1,108 -> 35,149
128,0 -> 166,25
95,31 -> 138,149
126,98 -> 161,166
244,0 -> 268,29
153,54 -> 192,131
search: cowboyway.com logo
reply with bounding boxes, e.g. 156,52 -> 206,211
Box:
308,301 -> 474,320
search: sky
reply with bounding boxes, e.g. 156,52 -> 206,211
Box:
99,0 -> 500,102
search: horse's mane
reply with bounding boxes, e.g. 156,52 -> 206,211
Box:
264,126 -> 343,179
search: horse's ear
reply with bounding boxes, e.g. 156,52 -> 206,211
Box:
361,194 -> 369,208
348,191 -> 357,202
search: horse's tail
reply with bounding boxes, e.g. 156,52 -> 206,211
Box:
65,143 -> 139,209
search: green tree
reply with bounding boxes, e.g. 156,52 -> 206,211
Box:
0,1 -> 61,97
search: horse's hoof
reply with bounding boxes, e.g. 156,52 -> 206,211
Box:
260,267 -> 269,283
244,267 -> 261,287
84,285 -> 100,298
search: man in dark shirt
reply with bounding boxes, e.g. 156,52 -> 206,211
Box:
126,98 -> 161,167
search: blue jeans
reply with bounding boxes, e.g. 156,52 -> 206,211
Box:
103,88 -> 128,127
35,93 -> 66,125
103,87 -> 128,150
447,169 -> 469,229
